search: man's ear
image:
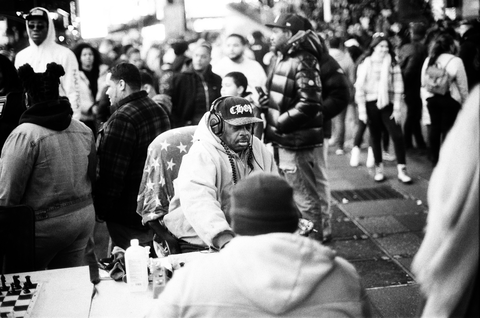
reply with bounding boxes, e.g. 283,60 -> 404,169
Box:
119,79 -> 126,91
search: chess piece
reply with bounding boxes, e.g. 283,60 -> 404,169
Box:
24,276 -> 34,289
1,275 -> 7,291
13,275 -> 21,289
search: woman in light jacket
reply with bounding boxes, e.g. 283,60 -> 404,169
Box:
355,33 -> 412,183
420,33 -> 469,166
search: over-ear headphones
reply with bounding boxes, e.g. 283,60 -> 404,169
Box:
209,96 -> 229,136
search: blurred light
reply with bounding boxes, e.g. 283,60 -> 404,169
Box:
192,17 -> 224,32
58,36 -> 65,42
72,30 -> 79,36
68,25 -> 74,31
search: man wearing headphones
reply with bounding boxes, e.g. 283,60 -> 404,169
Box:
163,96 -> 277,252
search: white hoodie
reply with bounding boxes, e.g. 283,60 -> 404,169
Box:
15,7 -> 80,119
164,113 -> 277,248
147,233 -> 371,317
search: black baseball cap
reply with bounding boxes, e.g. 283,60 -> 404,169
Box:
25,8 -> 49,23
265,13 -> 305,35
213,96 -> 263,126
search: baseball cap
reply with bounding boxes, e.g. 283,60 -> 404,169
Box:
25,8 -> 49,23
265,13 -> 305,35
213,96 -> 263,126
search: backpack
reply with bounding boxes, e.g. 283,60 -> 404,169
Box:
424,57 -> 454,95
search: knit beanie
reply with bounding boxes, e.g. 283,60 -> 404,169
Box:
230,172 -> 299,236
18,62 -> 64,106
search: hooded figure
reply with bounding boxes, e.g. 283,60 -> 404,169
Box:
0,62 -> 96,270
14,7 -> 80,119
147,173 -> 372,317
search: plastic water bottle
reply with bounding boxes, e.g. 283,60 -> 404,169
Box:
125,239 -> 148,292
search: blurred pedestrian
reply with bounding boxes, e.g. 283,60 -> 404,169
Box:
212,33 -> 267,103
93,63 -> 170,251
397,23 -> 428,151
355,33 -> 412,183
14,7 -> 80,120
328,36 -> 355,155
73,42 -> 102,136
412,85 -> 479,318
420,33 -> 468,166
163,41 -> 221,128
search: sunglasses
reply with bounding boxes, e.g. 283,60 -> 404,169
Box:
372,32 -> 385,39
28,24 -> 46,31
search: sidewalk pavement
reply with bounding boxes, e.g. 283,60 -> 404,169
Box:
325,147 -> 433,318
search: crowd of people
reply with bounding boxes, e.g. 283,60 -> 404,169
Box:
0,4 -> 479,317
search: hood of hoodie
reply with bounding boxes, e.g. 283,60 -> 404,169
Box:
284,30 -> 326,60
19,97 -> 72,131
220,233 -> 337,315
25,7 -> 57,49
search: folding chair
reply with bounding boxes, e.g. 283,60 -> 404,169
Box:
0,205 -> 35,274
137,126 -> 197,256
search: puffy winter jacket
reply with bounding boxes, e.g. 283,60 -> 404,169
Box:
264,30 -> 323,149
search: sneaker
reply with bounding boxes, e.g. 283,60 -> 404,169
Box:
350,146 -> 360,167
397,164 -> 412,183
383,151 -> 396,162
335,149 -> 345,155
374,163 -> 385,182
366,147 -> 375,168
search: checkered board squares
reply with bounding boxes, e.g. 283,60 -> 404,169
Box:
0,283 -> 42,318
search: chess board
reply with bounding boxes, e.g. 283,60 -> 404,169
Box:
0,277 -> 41,318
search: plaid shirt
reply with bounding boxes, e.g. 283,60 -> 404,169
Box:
94,91 -> 171,226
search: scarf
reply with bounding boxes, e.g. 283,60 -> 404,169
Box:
19,97 -> 73,131
356,55 -> 391,108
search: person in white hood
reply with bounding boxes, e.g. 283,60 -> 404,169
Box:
14,7 -> 80,119
163,96 -> 277,253
147,172 -> 371,317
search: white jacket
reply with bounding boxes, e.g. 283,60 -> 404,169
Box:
147,233 -> 371,317
14,7 -> 80,119
164,113 -> 277,248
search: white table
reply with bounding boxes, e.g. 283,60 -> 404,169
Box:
3,266 -> 93,318
89,251 -> 212,318
3,251 -> 212,318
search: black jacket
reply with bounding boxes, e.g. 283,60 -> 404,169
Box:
166,62 -> 221,128
265,30 -> 350,145
265,30 -> 323,149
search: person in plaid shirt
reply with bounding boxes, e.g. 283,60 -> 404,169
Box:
94,63 -> 170,250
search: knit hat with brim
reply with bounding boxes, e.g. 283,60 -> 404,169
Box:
231,172 -> 299,236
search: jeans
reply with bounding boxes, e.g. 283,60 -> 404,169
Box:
332,107 -> 347,150
35,204 -> 95,270
276,145 -> 330,241
426,94 -> 461,165
366,102 -> 406,165
403,93 -> 427,149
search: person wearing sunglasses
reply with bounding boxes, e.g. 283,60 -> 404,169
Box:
14,7 -> 81,121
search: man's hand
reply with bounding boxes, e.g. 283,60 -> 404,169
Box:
359,113 -> 367,124
258,94 -> 269,113
390,109 -> 401,124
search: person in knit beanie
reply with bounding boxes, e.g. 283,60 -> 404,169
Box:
0,62 -> 97,270
147,171 -> 372,317
230,172 -> 299,236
